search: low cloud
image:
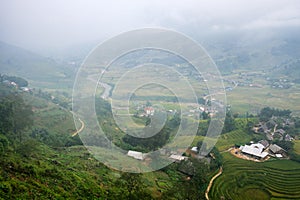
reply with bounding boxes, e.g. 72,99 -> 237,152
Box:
242,7 -> 300,30
0,0 -> 299,51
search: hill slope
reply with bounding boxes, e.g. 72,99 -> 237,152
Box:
0,41 -> 74,89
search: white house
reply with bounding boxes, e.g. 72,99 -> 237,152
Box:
169,154 -> 187,162
20,87 -> 30,92
191,147 -> 198,153
269,144 -> 285,155
127,150 -> 144,160
240,143 -> 268,159
144,107 -> 154,116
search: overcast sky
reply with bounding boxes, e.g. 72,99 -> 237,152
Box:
1,0 -> 300,52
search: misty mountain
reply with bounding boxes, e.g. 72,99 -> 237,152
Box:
196,28 -> 300,74
1,27 -> 299,88
270,59 -> 300,81
54,28 -> 300,78
0,41 -> 74,87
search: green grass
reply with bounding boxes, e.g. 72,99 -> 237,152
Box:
215,129 -> 254,151
294,140 -> 300,155
0,142 -> 202,199
0,145 -> 109,199
171,120 -> 254,152
210,152 -> 300,200
227,84 -> 300,115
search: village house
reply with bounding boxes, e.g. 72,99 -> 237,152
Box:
3,80 -> 18,88
283,118 -> 294,127
266,132 -> 274,140
20,87 -> 31,92
285,134 -> 294,141
127,150 -> 144,160
266,119 -> 277,129
191,147 -> 198,153
169,154 -> 188,162
144,107 -> 154,116
268,144 -> 286,157
258,140 -> 270,149
253,122 -> 270,134
275,129 -> 286,136
239,143 -> 269,160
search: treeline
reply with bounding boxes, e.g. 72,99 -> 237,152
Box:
198,107 -> 294,136
273,140 -> 300,163
259,107 -> 292,121
0,74 -> 28,87
0,84 -> 33,154
0,90 -> 33,142
122,114 -> 180,152
161,147 -> 222,199
197,110 -> 243,136
95,97 -> 181,152
34,89 -> 70,109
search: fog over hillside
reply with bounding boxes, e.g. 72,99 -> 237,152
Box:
0,0 -> 299,55
0,1 -> 299,79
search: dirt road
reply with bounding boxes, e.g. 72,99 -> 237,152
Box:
205,166 -> 223,200
72,118 -> 85,137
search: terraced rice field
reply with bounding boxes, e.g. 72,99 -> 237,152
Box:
294,140 -> 300,155
210,153 -> 300,199
215,130 -> 253,151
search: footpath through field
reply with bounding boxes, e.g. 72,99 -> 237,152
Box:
205,166 -> 223,200
72,117 -> 85,137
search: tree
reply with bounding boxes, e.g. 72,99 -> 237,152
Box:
0,134 -> 9,153
16,139 -> 40,157
259,107 -> 292,121
115,173 -> 152,200
259,107 -> 273,121
246,121 -> 255,134
210,147 -> 223,169
0,99 -> 13,134
162,158 -> 209,199
122,114 -> 178,151
2,75 -> 28,87
198,97 -> 206,105
0,93 -> 33,143
222,110 -> 236,133
197,120 -> 209,136
273,140 -> 293,152
11,95 -> 33,142
146,101 -> 152,107
202,111 -> 210,120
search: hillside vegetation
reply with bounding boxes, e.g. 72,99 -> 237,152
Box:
0,82 -> 221,199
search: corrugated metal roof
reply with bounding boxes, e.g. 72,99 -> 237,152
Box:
191,147 -> 198,152
269,144 -> 284,153
127,150 -> 144,160
169,154 -> 187,161
241,143 -> 268,158
258,140 -> 269,148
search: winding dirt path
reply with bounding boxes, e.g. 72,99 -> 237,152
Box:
72,118 -> 85,137
205,166 -> 223,200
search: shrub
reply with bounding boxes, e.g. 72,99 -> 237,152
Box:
0,182 -> 12,197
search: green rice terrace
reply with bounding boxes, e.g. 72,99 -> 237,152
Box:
210,152 -> 300,200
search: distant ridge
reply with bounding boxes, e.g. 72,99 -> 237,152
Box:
0,41 -> 73,88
